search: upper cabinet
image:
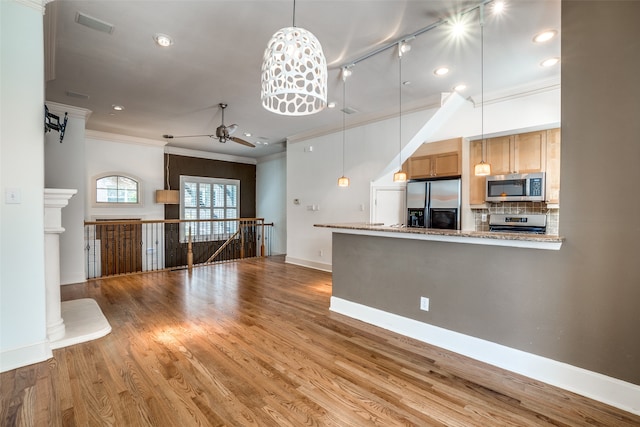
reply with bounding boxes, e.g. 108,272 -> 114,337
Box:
469,128 -> 560,205
485,131 -> 546,175
406,138 -> 462,179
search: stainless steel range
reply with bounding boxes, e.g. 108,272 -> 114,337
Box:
489,214 -> 547,234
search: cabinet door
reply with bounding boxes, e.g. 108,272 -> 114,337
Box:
469,140 -> 486,205
486,136 -> 512,175
433,152 -> 459,177
408,156 -> 433,179
514,131 -> 546,173
545,128 -> 561,203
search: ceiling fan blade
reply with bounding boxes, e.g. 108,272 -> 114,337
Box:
163,134 -> 215,139
230,136 -> 255,148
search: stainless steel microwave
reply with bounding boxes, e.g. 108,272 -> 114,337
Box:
485,172 -> 545,202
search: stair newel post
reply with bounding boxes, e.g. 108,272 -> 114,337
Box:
261,219 -> 266,257
240,219 -> 245,259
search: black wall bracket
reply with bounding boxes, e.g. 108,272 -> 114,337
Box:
44,105 -> 68,143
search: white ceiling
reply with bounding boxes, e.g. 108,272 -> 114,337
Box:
44,0 -> 560,159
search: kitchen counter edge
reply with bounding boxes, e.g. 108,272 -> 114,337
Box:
314,223 -> 564,251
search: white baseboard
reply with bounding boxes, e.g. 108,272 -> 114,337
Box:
285,256 -> 332,272
330,296 -> 640,416
61,271 -> 86,285
0,340 -> 52,373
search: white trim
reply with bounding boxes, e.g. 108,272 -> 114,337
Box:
91,172 -> 143,207
14,0 -> 46,13
45,101 -> 92,121
0,340 -> 52,373
285,256 -> 332,272
86,130 -> 167,148
330,297 -> 640,416
165,146 -> 257,165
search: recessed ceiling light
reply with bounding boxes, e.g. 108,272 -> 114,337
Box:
243,132 -> 252,137
153,33 -> 173,47
453,84 -> 467,92
112,104 -> 124,111
434,67 -> 450,76
533,30 -> 557,43
327,102 -> 337,108
541,57 -> 560,67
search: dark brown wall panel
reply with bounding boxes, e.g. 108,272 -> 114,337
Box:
163,154 -> 256,220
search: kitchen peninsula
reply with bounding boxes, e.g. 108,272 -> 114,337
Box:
315,223 -> 564,250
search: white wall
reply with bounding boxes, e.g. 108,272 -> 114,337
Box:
0,0 -> 52,372
85,131 -> 165,221
44,103 -> 91,284
256,152 -> 287,255
286,88 -> 560,270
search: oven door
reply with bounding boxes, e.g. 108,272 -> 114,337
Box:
429,208 -> 458,230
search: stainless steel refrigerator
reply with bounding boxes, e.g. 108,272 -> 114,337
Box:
406,177 -> 461,229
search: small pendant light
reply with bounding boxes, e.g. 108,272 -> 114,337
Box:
393,42 -> 407,183
338,66 -> 351,187
474,4 -> 491,177
261,0 -> 327,116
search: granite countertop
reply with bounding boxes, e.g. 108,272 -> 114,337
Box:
314,223 -> 565,248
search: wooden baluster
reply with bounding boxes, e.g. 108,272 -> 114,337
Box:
187,226 -> 193,274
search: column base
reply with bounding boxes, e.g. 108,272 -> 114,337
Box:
49,298 -> 111,350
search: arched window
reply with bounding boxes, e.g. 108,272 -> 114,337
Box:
95,174 -> 140,205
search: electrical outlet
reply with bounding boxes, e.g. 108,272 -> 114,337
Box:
319,249 -> 323,257
420,297 -> 430,311
481,213 -> 488,223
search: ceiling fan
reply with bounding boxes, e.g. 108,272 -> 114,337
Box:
162,103 -> 255,147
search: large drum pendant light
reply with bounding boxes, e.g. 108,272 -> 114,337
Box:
261,0 -> 327,115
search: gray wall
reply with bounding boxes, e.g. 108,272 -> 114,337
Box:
332,1 -> 640,385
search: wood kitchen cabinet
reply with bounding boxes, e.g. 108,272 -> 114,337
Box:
485,131 -> 546,175
545,128 -> 561,204
406,138 -> 461,179
469,139 -> 487,205
469,128 -> 560,205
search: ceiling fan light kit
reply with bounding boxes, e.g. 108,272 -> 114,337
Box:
261,0 -> 327,116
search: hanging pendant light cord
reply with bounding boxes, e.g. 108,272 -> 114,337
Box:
342,77 -> 346,176
480,5 -> 485,162
292,0 -> 296,27
398,54 -> 403,171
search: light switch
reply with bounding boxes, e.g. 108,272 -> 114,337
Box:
5,188 -> 21,204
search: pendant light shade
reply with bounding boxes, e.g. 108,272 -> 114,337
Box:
474,160 -> 491,176
393,171 -> 407,183
261,25 -> 327,115
337,176 -> 350,187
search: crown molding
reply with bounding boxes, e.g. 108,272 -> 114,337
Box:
164,146 -> 257,165
86,130 -> 167,148
45,101 -> 92,121
13,0 -> 51,14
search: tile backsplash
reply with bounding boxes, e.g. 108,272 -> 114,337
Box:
472,202 -> 560,235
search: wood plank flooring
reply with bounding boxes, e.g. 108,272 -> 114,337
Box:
2,255 -> 639,426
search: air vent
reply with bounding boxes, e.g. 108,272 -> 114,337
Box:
75,12 -> 114,34
341,106 -> 358,115
66,90 -> 90,100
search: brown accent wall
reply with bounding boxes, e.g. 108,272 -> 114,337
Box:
163,154 -> 256,220
332,1 -> 640,385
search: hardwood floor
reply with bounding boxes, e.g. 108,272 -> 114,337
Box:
2,256 -> 639,426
